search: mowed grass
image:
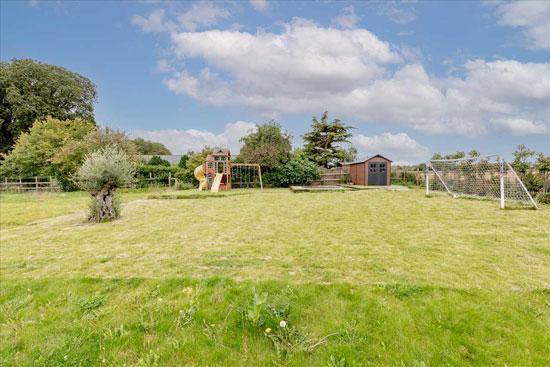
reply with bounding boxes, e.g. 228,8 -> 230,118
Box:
1,188 -> 549,366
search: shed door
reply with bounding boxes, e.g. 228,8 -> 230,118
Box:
368,162 -> 387,186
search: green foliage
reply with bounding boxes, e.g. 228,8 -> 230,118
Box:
77,147 -> 136,193
512,144 -> 537,174
133,138 -> 171,155
246,289 -> 268,327
431,151 -> 467,160
53,127 -> 139,190
179,146 -> 214,185
237,122 -> 292,171
302,111 -> 355,168
137,165 -> 179,186
147,156 -> 171,166
0,117 -> 94,179
77,294 -> 106,313
177,155 -> 189,169
267,154 -> 320,187
0,59 -> 97,154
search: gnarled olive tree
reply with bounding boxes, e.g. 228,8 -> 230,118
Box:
77,147 -> 136,222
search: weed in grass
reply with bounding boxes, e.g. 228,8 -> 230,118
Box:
326,354 -> 347,367
78,294 -> 106,313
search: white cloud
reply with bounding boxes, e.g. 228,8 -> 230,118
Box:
132,8 -> 168,32
250,0 -> 269,13
131,121 -> 257,155
132,3 -> 231,33
377,1 -> 416,25
495,0 -> 550,49
352,132 -> 430,163
331,6 -> 359,29
28,0 -> 39,7
177,2 -> 231,31
153,20 -> 549,137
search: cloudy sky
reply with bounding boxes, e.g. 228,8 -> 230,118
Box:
2,0 -> 549,164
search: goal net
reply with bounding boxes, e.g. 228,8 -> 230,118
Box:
426,155 -> 537,209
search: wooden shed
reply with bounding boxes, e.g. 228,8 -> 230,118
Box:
341,154 -> 392,186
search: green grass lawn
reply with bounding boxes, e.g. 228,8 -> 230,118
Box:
1,188 -> 549,366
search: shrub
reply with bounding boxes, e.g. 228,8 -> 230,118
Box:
77,147 -> 136,222
147,156 -> 171,166
267,154 -> 319,187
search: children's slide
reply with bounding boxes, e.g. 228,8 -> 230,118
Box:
194,165 -> 208,190
210,173 -> 223,192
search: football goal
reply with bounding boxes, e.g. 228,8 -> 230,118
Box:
426,155 -> 537,209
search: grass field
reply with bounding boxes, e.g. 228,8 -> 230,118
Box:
1,188 -> 549,366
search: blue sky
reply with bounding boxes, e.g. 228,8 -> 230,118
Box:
1,0 -> 549,164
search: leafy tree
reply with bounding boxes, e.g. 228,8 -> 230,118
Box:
267,153 -> 320,187
302,111 -> 354,168
0,117 -> 94,178
133,138 -> 171,155
512,144 -> 536,174
177,155 -> 189,169
237,121 -> 292,171
77,147 -> 136,222
178,146 -> 214,185
147,156 -> 171,166
431,151 -> 466,160
0,59 -> 97,154
53,127 -> 139,190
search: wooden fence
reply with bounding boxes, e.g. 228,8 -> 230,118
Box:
0,177 -> 61,193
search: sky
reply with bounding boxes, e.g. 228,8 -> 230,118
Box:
1,0 -> 549,165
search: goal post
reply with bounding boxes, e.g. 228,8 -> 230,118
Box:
426,155 -> 537,209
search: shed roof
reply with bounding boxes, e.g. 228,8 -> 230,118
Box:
341,154 -> 392,165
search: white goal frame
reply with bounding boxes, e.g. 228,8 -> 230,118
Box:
426,155 -> 538,209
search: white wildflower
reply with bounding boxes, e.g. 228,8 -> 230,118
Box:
279,320 -> 287,328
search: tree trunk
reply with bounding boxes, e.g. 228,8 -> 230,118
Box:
91,187 -> 116,222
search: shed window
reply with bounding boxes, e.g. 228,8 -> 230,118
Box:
369,163 -> 376,172
380,163 -> 386,172
207,162 -> 213,169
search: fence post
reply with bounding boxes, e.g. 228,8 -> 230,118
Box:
50,176 -> 53,192
416,168 -> 420,185
500,158 -> 505,209
169,172 -> 172,187
425,164 -> 429,196
35,176 -> 39,191
18,177 -> 22,193
3,177 -> 6,191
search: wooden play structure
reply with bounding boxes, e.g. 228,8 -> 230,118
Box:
194,148 -> 263,192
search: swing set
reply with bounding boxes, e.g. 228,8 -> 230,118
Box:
194,148 -> 263,192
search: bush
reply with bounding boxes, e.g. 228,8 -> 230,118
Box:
147,156 -> 171,166
267,154 -> 319,187
78,147 -> 136,222
136,165 -> 180,187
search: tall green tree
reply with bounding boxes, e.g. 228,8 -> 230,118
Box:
236,121 -> 292,171
511,144 -> 536,174
53,127 -> 139,189
0,117 -> 94,178
302,111 -> 354,168
133,138 -> 171,155
0,59 -> 97,153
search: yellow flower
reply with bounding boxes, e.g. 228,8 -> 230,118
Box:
265,328 -> 272,333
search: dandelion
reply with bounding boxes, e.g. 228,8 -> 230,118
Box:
63,355 -> 68,361
265,328 -> 271,333
279,320 -> 287,328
